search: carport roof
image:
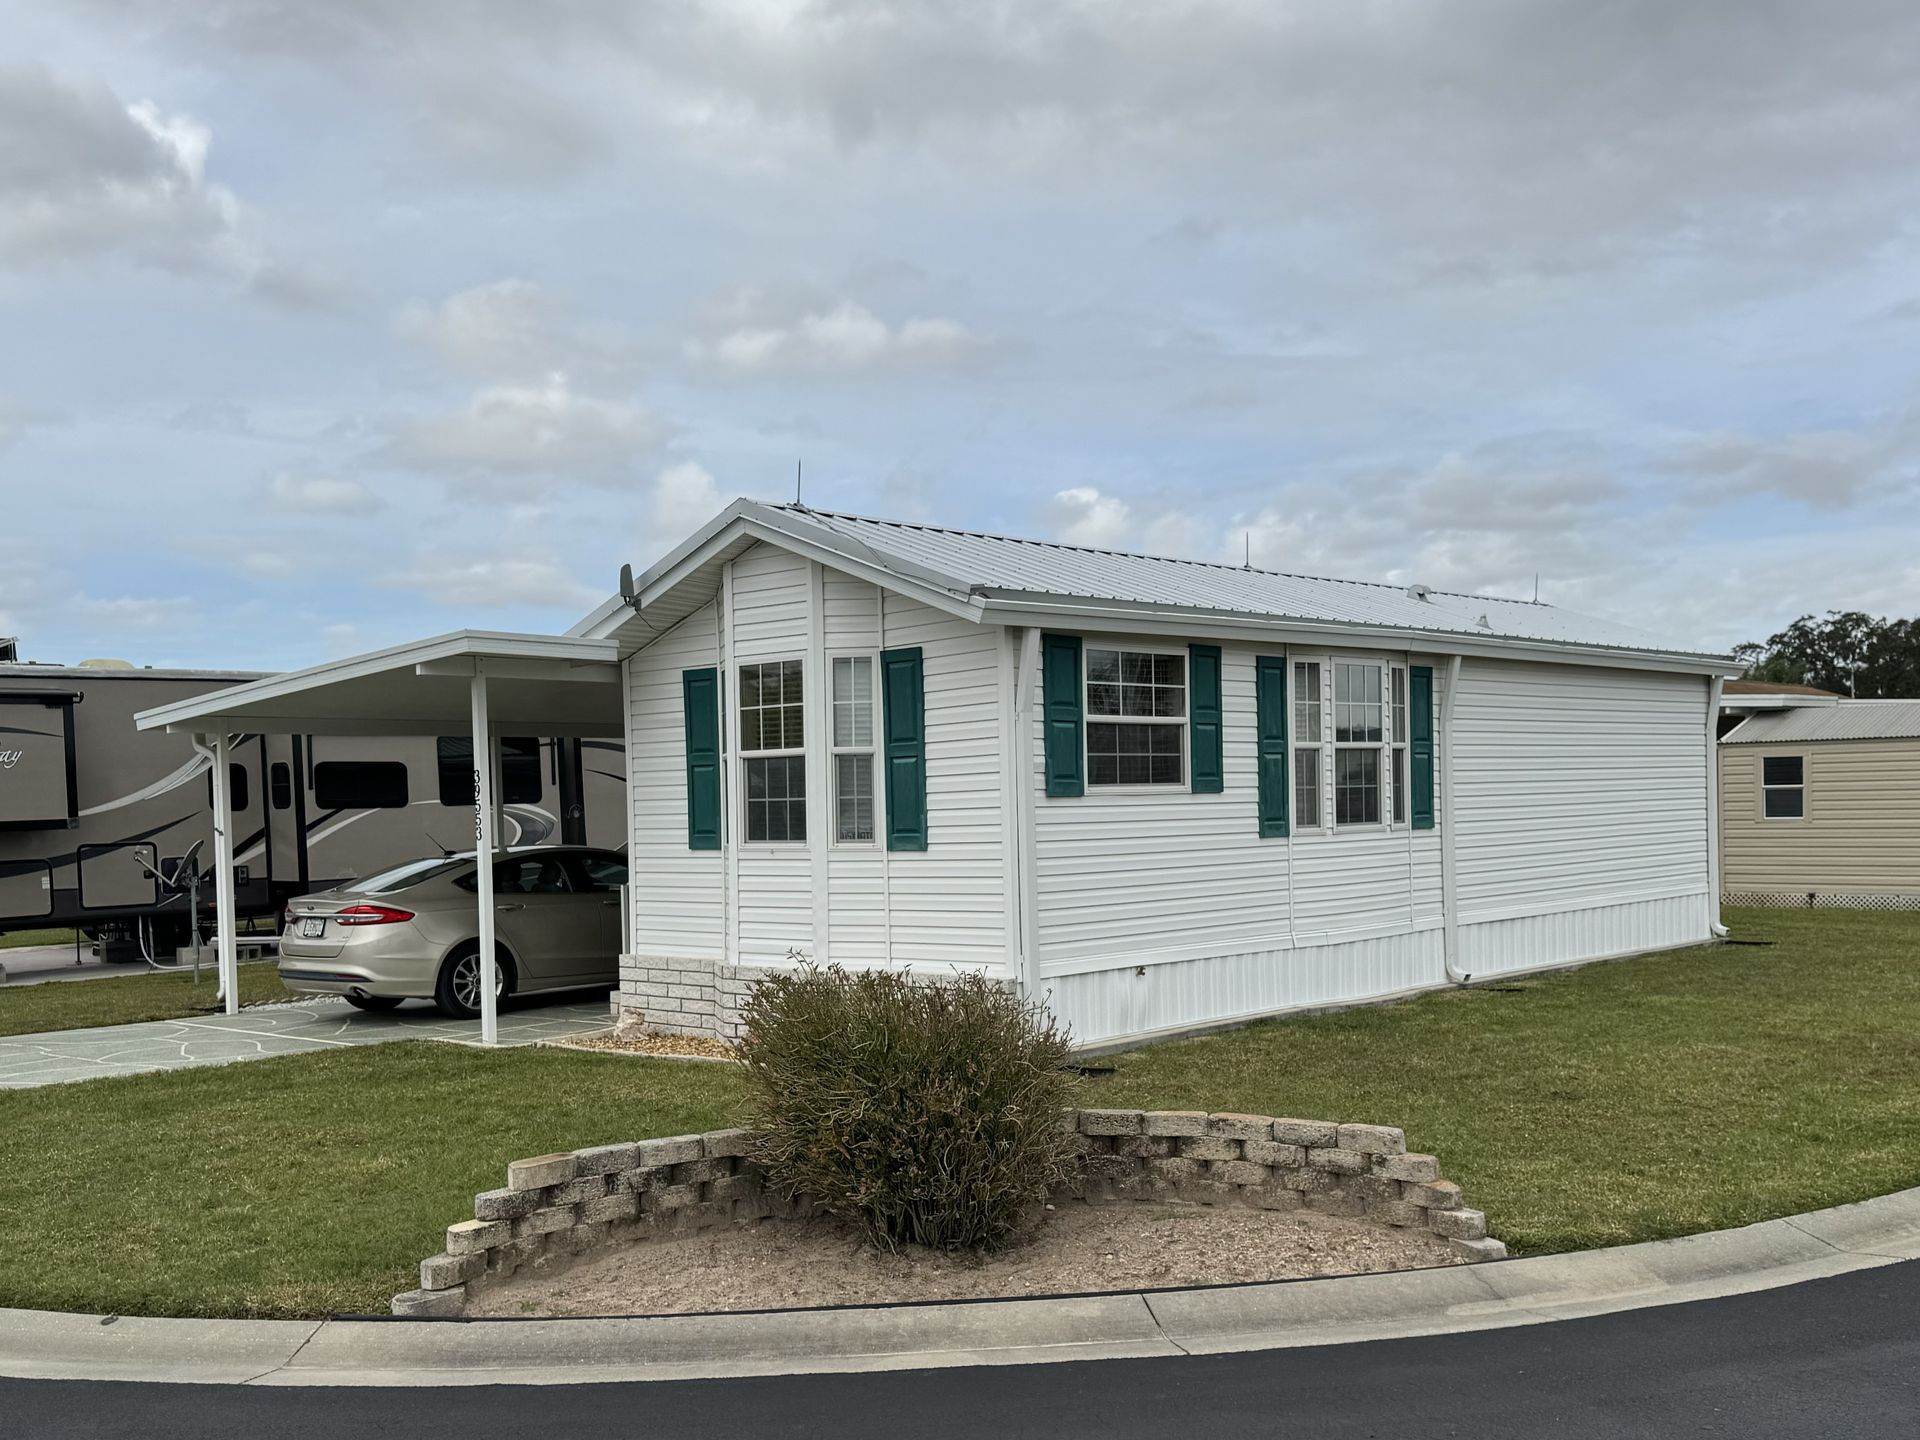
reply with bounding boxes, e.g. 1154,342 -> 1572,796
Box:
132,630 -> 623,737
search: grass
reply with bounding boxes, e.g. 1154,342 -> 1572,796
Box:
0,907 -> 1913,1318
1097,907 -> 1920,1255
1,928 -> 79,949
0,962 -> 295,1038
0,1044 -> 750,1318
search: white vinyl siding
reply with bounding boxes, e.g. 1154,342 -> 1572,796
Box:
622,601 -> 723,962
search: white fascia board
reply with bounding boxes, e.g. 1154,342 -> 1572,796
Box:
133,630 -> 617,732
972,594 -> 1739,676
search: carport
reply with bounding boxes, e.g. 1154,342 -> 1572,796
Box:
133,630 -> 624,1046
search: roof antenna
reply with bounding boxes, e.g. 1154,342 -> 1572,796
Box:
1243,531 -> 1251,569
794,458 -> 803,508
1533,572 -> 1539,603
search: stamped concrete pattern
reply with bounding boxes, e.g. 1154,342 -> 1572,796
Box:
0,998 -> 615,1089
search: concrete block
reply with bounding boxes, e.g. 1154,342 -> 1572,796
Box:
672,1157 -> 736,1185
580,1191 -> 640,1225
419,1251 -> 486,1291
634,1135 -> 705,1168
668,1201 -> 735,1231
391,1287 -> 466,1317
1142,1111 -> 1210,1138
1084,1153 -> 1137,1182
511,1206 -> 578,1240
622,1166 -> 668,1194
1079,1108 -> 1146,1137
507,1153 -> 577,1191
1208,1160 -> 1274,1187
1281,1166 -> 1338,1193
473,1187 -> 542,1222
1148,1156 -> 1206,1183
1270,1118 -> 1338,1148
1305,1191 -> 1366,1218
1116,1135 -> 1175,1159
1307,1147 -> 1368,1175
707,1173 -> 762,1203
573,1142 -> 640,1175
1336,1123 -> 1406,1156
1367,1199 -> 1427,1228
1242,1140 -> 1306,1168
1176,1181 -> 1237,1207
551,1175 -> 612,1206
1176,1135 -> 1242,1162
1449,1236 -> 1509,1262
1404,1179 -> 1464,1211
1374,1153 -> 1440,1183
445,1219 -> 510,1256
1347,1174 -> 1403,1204
1250,1185 -> 1305,1212
1207,1113 -> 1274,1142
559,1221 -> 610,1255
701,1128 -> 755,1159
641,1182 -> 703,1213
1428,1207 -> 1488,1241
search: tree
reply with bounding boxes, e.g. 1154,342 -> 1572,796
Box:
1735,611 -> 1920,697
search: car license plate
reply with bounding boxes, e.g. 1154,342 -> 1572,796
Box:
299,918 -> 326,938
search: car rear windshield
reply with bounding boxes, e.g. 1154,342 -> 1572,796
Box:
341,858 -> 463,895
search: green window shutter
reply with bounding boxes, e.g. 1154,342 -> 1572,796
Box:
1409,665 -> 1435,831
880,646 -> 928,851
1041,633 -> 1084,798
682,667 -> 722,851
1189,643 -> 1223,794
1255,655 -> 1289,838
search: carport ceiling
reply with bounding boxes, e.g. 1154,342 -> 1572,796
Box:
133,630 -> 624,738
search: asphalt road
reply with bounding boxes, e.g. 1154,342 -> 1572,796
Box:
7,1260 -> 1917,1439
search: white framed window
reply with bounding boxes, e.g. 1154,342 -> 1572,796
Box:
831,655 -> 877,844
1762,754 -> 1805,820
1332,660 -> 1386,828
1391,665 -> 1408,825
738,658 -> 806,844
1292,659 -> 1322,829
1085,646 -> 1187,787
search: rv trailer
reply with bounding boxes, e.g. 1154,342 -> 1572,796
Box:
0,656 -> 625,959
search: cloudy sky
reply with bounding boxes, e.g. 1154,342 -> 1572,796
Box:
2,1 -> 1917,670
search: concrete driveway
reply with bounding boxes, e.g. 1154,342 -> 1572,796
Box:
0,996 -> 614,1089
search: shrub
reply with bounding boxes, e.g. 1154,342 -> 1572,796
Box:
737,964 -> 1079,1251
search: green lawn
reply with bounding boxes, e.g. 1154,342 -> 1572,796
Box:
0,963 -> 295,1038
1,928 -> 79,949
0,907 -> 1914,1319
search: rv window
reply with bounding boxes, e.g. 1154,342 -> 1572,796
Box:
205,764 -> 250,814
435,737 -> 542,806
270,762 -> 293,810
314,761 -> 409,809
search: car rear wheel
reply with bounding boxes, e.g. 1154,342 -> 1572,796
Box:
435,943 -> 512,1019
343,994 -> 404,1013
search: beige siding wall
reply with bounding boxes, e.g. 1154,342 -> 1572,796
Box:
1720,738 -> 1920,895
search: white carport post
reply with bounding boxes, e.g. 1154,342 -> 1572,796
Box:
470,670 -> 500,1047
209,732 -> 240,1016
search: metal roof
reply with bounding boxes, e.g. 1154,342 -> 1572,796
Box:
1722,699 -> 1920,745
756,504 -> 1725,662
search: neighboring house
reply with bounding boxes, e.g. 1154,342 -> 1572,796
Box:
1719,700 -> 1920,908
571,501 -> 1735,1049
1717,679 -> 1840,738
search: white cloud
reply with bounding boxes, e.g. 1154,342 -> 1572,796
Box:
650,460 -> 723,542
396,279 -> 641,382
1678,416 -> 1920,509
66,594 -> 195,631
385,373 -> 663,484
263,472 -> 386,513
382,552 -> 602,611
0,64 -> 252,273
1042,485 -> 1213,558
688,298 -> 994,376
1046,486 -> 1135,549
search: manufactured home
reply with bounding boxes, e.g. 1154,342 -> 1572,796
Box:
138,501 -> 1735,1049
1719,699 -> 1920,908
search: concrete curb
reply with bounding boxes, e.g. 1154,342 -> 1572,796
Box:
3,1187 -> 1916,1387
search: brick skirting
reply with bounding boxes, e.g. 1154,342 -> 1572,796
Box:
394,1110 -> 1501,1316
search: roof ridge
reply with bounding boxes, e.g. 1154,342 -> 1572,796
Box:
769,503 -> 1546,608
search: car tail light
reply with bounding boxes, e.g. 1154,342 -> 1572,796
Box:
282,906 -> 296,930
332,904 -> 416,927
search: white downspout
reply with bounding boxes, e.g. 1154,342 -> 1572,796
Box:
1706,675 -> 1729,938
471,670 -> 499,1047
1440,655 -> 1470,985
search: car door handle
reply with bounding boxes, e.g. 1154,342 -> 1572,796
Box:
600,899 -> 619,906
496,902 -> 525,912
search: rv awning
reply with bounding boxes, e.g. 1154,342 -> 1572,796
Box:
131,631 -> 622,738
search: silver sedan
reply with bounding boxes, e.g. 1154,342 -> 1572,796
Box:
278,846 -> 627,1017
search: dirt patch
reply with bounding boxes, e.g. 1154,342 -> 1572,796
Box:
469,1202 -> 1463,1317
553,1031 -> 739,1061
